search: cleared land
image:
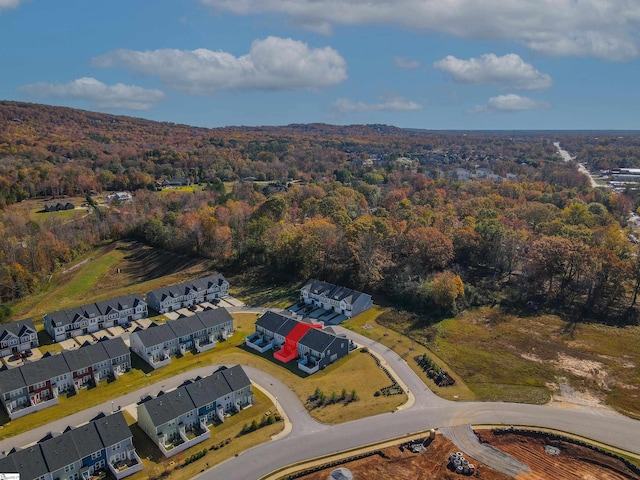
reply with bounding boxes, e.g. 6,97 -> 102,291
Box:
358,307 -> 640,417
296,431 -> 640,480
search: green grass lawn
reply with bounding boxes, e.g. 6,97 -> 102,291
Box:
344,306 -> 477,401
229,282 -> 300,309
359,306 -> 640,416
0,311 -> 405,440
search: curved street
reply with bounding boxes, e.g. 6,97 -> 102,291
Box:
200,327 -> 640,479
2,325 -> 638,480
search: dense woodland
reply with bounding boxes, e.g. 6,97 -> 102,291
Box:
2,101 -> 640,325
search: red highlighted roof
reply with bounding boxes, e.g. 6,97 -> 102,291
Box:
274,322 -> 322,363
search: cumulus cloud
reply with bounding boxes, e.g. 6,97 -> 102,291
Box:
434,53 -> 552,90
92,36 -> 347,95
334,94 -> 422,113
394,56 -> 421,70
0,0 -> 22,12
473,93 -> 550,113
201,0 -> 640,60
18,77 -> 165,110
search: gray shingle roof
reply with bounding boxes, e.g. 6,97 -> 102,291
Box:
274,317 -> 298,337
40,430 -> 79,472
62,341 -> 110,372
0,367 -> 26,394
131,323 -> 176,348
100,337 -> 129,359
220,365 -> 251,392
302,279 -> 369,305
298,328 -> 337,354
255,311 -> 289,332
20,353 -> 68,386
146,273 -> 227,302
95,293 -> 145,315
167,315 -> 205,339
1,445 -> 50,479
195,308 -> 233,328
185,371 -> 232,409
0,318 -> 35,341
141,387 -> 196,426
70,421 -> 104,459
93,411 -> 132,448
46,309 -> 71,327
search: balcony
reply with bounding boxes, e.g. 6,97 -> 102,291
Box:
245,333 -> 273,353
298,355 -> 320,375
195,336 -> 216,353
148,353 -> 171,369
7,390 -> 59,420
108,447 -> 143,479
159,421 -> 210,458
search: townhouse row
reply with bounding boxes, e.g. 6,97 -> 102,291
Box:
129,309 -> 234,369
0,337 -> 130,420
246,311 -> 353,375
42,272 -> 229,343
137,365 -> 253,457
299,279 -> 372,319
0,411 -> 141,480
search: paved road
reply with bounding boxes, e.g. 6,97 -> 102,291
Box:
3,321 -> 639,480
200,326 -> 640,480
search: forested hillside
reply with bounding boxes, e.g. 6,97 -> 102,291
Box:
1,101 -> 639,325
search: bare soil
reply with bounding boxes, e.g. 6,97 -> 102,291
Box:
296,432 -> 640,480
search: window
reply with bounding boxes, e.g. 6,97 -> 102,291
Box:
91,452 -> 101,460
65,464 -> 75,472
112,442 -> 121,451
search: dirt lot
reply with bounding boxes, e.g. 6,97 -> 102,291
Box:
296,432 -> 640,480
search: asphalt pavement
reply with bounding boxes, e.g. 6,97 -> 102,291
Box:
2,322 -> 639,480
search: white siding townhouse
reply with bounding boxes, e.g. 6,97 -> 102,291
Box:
0,411 -> 142,480
145,273 -> 229,314
129,309 -> 234,369
300,279 -> 372,318
137,365 -> 252,457
43,294 -> 147,342
0,318 -> 38,357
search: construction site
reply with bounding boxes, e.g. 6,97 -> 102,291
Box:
293,428 -> 640,480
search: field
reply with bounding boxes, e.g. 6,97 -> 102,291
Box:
366,307 -> 640,417
10,240 -> 213,322
295,431 -> 640,480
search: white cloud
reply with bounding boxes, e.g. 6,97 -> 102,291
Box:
394,56 -> 421,70
92,36 -> 347,95
18,77 -> 165,110
473,93 -> 550,113
434,53 -> 552,90
201,0 -> 640,60
334,94 -> 422,113
0,0 -> 21,12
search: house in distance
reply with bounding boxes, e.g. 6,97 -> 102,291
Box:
297,279 -> 372,320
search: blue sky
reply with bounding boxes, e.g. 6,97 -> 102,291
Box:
2,0 -> 639,129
